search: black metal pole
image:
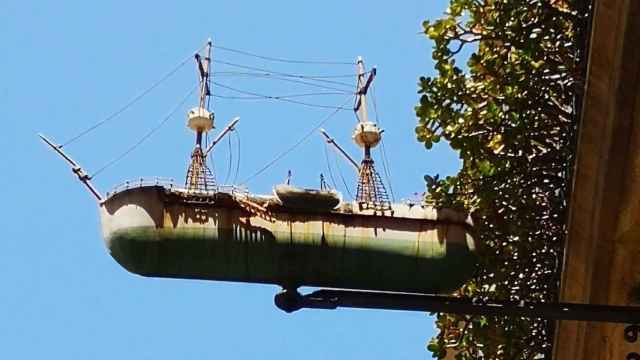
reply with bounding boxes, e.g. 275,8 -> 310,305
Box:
274,288 -> 640,324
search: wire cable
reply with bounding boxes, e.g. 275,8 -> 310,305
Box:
205,132 -> 216,184
213,70 -> 359,79
233,129 -> 241,184
212,44 -> 353,65
223,130 -> 233,184
323,141 -> 339,191
213,60 -> 356,88
240,96 -> 352,185
370,83 -> 395,202
62,51 -> 197,148
90,85 -> 198,178
212,91 -> 349,101
370,84 -> 379,122
212,82 -> 352,111
219,72 -> 354,92
378,139 -> 396,202
332,143 -> 355,199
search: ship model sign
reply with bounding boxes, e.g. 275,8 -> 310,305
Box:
39,39 -> 477,311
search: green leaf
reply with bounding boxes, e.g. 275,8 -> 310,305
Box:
427,342 -> 440,353
449,3 -> 463,16
487,134 -> 504,154
478,317 -> 489,327
425,175 -> 435,187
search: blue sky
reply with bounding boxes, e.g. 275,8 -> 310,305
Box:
2,1 -> 461,358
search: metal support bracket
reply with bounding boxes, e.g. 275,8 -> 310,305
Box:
274,288 -> 640,324
626,324 -> 640,359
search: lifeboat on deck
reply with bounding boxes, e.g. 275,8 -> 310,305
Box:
273,184 -> 341,211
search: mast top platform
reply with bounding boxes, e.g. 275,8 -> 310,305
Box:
353,121 -> 382,148
187,107 -> 214,132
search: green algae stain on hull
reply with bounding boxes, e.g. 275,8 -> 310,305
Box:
107,226 -> 476,294
101,186 -> 477,294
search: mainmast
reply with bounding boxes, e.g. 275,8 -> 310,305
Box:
321,57 -> 391,211
185,39 -> 216,192
352,57 -> 390,211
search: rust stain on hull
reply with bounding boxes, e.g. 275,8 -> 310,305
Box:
100,186 -> 477,294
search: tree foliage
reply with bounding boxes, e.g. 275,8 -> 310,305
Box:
416,0 -> 589,358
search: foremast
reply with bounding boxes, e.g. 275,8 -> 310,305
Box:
185,39 -> 240,193
185,39 -> 216,192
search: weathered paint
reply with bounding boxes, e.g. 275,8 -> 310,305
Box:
100,185 -> 477,294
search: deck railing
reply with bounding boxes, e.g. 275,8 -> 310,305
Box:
105,177 -> 248,199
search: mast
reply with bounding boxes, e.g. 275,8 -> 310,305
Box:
184,39 -> 241,192
351,57 -> 390,211
355,56 -> 374,131
185,39 -> 216,192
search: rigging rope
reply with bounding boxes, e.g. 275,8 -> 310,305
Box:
214,70 -> 359,79
240,96 -> 352,185
61,50 -> 197,148
323,141 -> 340,191
220,72 -> 353,93
90,84 -> 198,178
213,60 -> 355,89
332,142 -> 355,199
223,130 -> 233,184
212,91 -> 349,100
212,70 -> 353,93
370,83 -> 395,202
233,129 -> 241,184
378,140 -> 396,202
212,44 -> 353,65
206,132 -> 216,183
212,82 -> 352,111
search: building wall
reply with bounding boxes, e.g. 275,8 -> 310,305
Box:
554,0 -> 640,358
